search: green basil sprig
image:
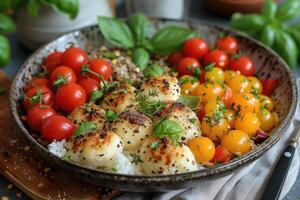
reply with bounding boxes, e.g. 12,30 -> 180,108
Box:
73,122 -> 97,138
230,0 -> 300,68
132,48 -> 149,70
143,63 -> 164,78
128,12 -> 149,46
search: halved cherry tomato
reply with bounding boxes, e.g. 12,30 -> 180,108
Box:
211,145 -> 232,164
55,83 -> 86,113
78,78 -> 100,98
60,47 -> 89,74
43,51 -> 62,72
84,59 -> 111,81
183,38 -> 208,59
27,106 -> 56,132
229,56 -> 255,76
23,78 -> 49,92
24,86 -> 54,111
203,50 -> 229,69
217,37 -> 238,54
176,57 -> 200,77
49,66 -> 77,87
41,115 -> 76,141
261,79 -> 279,96
168,52 -> 183,67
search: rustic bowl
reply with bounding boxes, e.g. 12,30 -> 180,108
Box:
9,19 -> 297,192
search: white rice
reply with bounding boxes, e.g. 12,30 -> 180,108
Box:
47,139 -> 67,158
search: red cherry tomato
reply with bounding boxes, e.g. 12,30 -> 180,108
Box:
41,115 -> 76,141
217,37 -> 238,54
198,105 -> 205,122
222,87 -> 234,108
27,106 -> 56,132
24,86 -> 54,111
23,78 -> 49,92
60,47 -> 89,74
55,83 -> 86,113
211,145 -> 232,164
43,51 -> 62,72
199,71 -> 206,83
229,56 -> 256,76
168,52 -> 183,66
183,38 -> 209,59
203,50 -> 229,69
86,59 -> 111,81
261,79 -> 279,96
176,57 -> 201,77
78,78 -> 100,98
49,66 -> 77,87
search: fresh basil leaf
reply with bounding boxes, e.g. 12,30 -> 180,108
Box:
128,12 -> 149,46
152,118 -> 183,144
0,14 -> 15,34
98,16 -> 134,49
262,0 -> 277,20
27,0 -> 40,16
276,0 -> 300,21
259,25 -> 276,47
132,48 -> 149,70
273,30 -> 298,68
45,0 -> 79,19
73,122 -> 97,137
143,64 -> 164,78
150,26 -> 197,54
230,13 -> 265,35
105,110 -> 119,122
141,39 -> 155,52
89,90 -> 104,103
0,34 -> 10,68
177,95 -> 200,111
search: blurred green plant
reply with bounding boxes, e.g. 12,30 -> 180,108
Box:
230,0 -> 300,69
0,0 -> 79,68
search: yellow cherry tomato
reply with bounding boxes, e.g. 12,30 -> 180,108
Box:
248,76 -> 263,94
230,93 -> 260,113
205,67 -> 225,82
221,130 -> 252,155
193,82 -> 224,103
224,70 -> 237,84
180,75 -> 200,96
258,95 -> 274,111
224,110 -> 236,129
202,115 -> 230,141
188,137 -> 216,163
227,74 -> 250,93
257,108 -> 275,132
235,112 -> 260,137
204,98 -> 226,115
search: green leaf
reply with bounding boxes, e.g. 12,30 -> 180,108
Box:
150,26 -> 197,54
45,0 -> 79,19
262,0 -> 277,19
128,12 -> 149,46
0,34 -> 10,68
89,90 -> 104,103
98,16 -> 135,49
276,0 -> 300,21
104,110 -> 119,122
143,63 -> 164,78
273,30 -> 298,68
259,25 -> 276,47
73,122 -> 97,137
0,14 -> 15,34
177,96 -> 200,111
27,0 -> 40,16
132,48 -> 149,70
289,28 -> 300,53
230,13 -> 265,35
152,117 -> 183,144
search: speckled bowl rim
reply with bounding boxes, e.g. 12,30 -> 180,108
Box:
9,18 -> 297,185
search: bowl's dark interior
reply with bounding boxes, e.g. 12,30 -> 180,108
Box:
8,20 -> 297,191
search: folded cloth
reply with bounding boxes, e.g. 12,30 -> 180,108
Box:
116,80 -> 300,200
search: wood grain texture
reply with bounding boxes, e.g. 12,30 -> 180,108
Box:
0,70 -> 120,200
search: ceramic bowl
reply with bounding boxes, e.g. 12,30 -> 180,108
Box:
9,19 -> 297,192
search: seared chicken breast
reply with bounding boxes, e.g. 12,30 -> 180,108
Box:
160,102 -> 201,143
102,84 -> 137,113
140,76 -> 180,102
139,137 -> 198,175
68,103 -> 105,129
111,111 -> 152,151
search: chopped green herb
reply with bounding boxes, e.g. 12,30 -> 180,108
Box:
188,118 -> 197,124
89,90 -> 104,103
150,141 -> 160,150
100,51 -> 118,60
111,167 -> 118,172
73,122 -> 97,137
105,110 -> 119,122
204,63 -> 215,71
83,103 -> 92,113
193,68 -> 201,77
242,95 -> 249,100
130,153 -> 144,165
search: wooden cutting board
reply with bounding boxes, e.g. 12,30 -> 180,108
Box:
0,71 -> 121,200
